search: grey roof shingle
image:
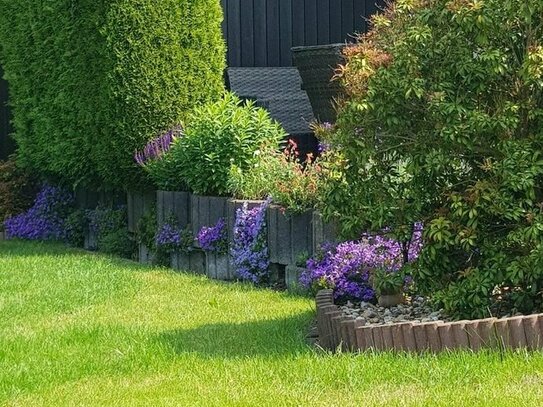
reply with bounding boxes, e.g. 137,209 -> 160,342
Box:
226,67 -> 315,135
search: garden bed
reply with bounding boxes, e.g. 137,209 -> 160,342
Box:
316,290 -> 543,353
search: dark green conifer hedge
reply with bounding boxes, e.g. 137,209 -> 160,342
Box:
0,0 -> 225,190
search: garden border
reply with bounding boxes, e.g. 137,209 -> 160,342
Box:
316,290 -> 543,353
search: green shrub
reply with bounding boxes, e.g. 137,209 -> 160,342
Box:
136,127 -> 187,191
328,0 -> 543,318
229,139 -> 322,213
0,157 -> 38,226
135,207 -> 158,250
149,93 -> 286,196
0,0 -> 225,190
98,228 -> 136,259
64,209 -> 87,248
88,206 -> 135,258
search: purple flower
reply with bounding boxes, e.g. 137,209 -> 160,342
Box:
4,185 -> 74,240
154,219 -> 193,254
300,224 -> 423,302
156,223 -> 181,251
134,126 -> 183,166
231,199 -> 271,283
318,142 -> 331,154
198,218 -> 227,253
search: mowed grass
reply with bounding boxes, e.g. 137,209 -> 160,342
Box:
0,241 -> 543,406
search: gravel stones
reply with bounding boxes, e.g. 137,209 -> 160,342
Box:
339,297 -> 448,327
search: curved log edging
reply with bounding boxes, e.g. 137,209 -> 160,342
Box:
315,290 -> 543,353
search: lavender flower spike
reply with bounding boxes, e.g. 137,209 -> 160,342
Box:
134,125 -> 183,166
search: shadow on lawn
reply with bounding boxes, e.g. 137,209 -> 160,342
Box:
0,240 -> 113,260
0,239 -> 151,269
158,311 -> 315,358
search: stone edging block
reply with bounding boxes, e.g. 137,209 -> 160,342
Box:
315,289 -> 543,353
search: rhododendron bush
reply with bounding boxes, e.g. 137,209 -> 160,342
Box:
324,0 -> 543,318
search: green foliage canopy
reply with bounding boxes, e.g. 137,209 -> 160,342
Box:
0,0 -> 225,190
326,0 -> 543,318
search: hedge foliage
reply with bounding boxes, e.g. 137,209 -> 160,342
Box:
329,0 -> 543,318
0,158 -> 38,225
0,0 -> 225,190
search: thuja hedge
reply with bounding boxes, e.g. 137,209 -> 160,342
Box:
0,0 -> 225,190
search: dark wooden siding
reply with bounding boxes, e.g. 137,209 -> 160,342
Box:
223,0 -> 386,67
0,65 -> 14,160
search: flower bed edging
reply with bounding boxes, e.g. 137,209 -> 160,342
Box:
127,191 -> 156,233
205,252 -> 234,281
285,265 -> 306,291
138,243 -> 154,264
267,206 -> 313,265
84,229 -> 98,251
157,191 -> 190,229
316,289 -> 543,353
191,195 -> 228,245
311,211 -> 338,254
171,250 -> 205,274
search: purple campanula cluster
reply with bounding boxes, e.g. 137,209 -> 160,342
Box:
300,224 -> 423,303
4,185 -> 74,240
155,222 -> 183,253
197,218 -> 227,254
231,198 -> 271,284
134,126 -> 182,166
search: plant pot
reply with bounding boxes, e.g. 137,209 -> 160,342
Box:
157,190 -> 191,229
127,190 -> 156,233
267,205 -> 313,266
171,250 -> 205,274
205,252 -> 235,281
291,44 -> 346,123
191,195 -> 228,244
378,293 -> 404,308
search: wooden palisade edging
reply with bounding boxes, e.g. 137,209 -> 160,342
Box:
122,190 -> 337,284
316,289 -> 543,353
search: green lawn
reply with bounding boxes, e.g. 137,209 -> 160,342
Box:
0,241 -> 542,406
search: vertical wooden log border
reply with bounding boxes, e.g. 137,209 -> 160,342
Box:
315,290 -> 543,353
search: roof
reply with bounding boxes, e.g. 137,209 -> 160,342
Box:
226,67 -> 315,135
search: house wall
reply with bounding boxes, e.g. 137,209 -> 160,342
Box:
222,0 -> 386,67
0,64 -> 14,160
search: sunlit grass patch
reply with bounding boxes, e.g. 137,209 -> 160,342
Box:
1,240 -> 542,406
